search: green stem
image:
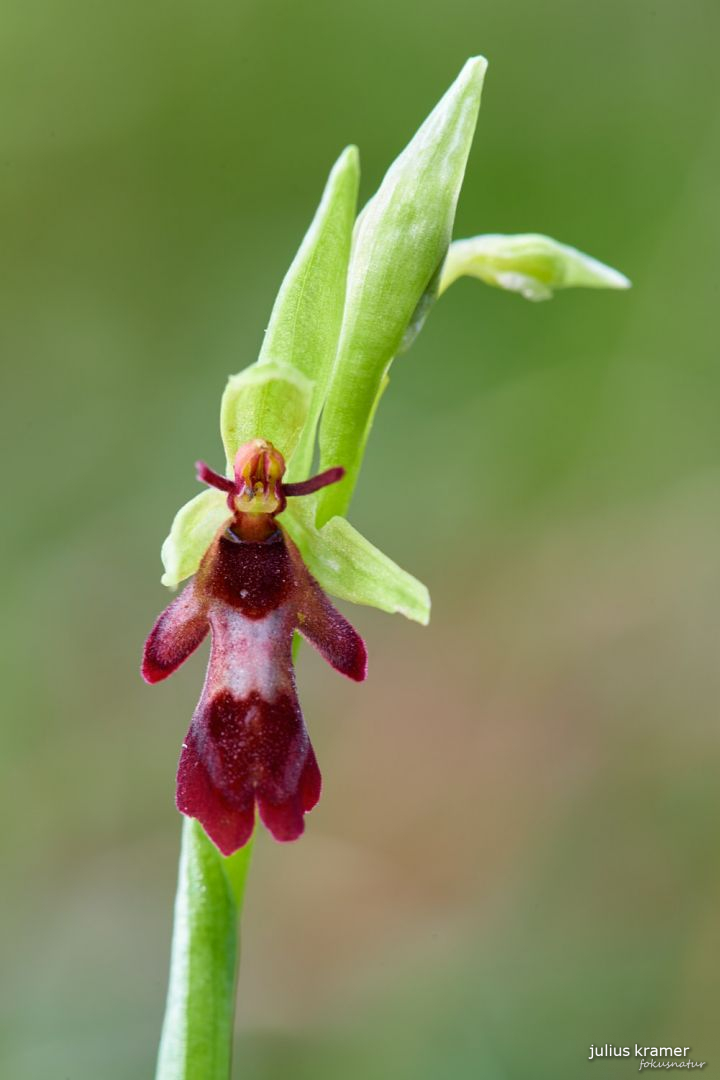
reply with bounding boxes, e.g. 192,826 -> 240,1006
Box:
156,818 -> 253,1080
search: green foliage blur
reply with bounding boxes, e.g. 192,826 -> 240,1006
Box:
2,1 -> 719,1077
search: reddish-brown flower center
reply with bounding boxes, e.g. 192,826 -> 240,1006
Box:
232,439 -> 287,515
195,440 -> 346,534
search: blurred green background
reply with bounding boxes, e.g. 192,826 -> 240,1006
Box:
2,1 -> 719,1077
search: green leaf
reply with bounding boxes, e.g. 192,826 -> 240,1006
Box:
220,359 -> 313,469
161,488 -> 230,589
259,146 -> 360,482
284,500 -> 430,624
439,232 -> 631,301
316,57 -> 488,525
156,820 -> 253,1080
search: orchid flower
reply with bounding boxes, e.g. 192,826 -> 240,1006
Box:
143,439 -> 366,853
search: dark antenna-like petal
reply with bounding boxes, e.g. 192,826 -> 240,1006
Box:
284,466 -> 345,498
195,461 -> 236,494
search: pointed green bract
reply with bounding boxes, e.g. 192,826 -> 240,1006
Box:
161,488 -> 230,588
284,500 -> 430,625
220,359 -> 313,470
259,147 -> 360,482
317,57 -> 488,525
439,232 -> 631,301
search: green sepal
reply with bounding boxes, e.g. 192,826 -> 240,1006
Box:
160,354 -> 314,590
284,499 -> 430,625
317,57 -> 488,525
439,232 -> 631,301
160,488 -> 230,589
220,359 -> 313,469
259,146 -> 360,482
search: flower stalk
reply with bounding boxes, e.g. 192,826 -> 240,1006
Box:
156,822 -> 252,1080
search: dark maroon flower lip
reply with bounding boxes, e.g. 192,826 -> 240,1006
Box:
176,689 -> 322,855
142,441 -> 366,853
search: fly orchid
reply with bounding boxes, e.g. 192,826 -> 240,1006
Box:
142,441 -> 366,854
142,58 -> 628,866
148,59 -> 630,1080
